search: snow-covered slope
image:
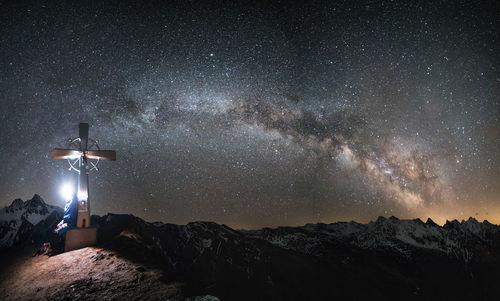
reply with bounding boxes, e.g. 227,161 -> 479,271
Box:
0,194 -> 63,248
248,216 -> 500,261
95,214 -> 500,300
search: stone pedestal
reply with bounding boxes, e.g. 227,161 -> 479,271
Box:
65,227 -> 97,252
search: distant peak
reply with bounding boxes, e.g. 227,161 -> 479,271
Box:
444,219 -> 461,229
426,218 -> 438,227
23,194 -> 47,209
187,221 -> 220,228
10,198 -> 24,208
31,194 -> 45,204
465,217 -> 478,223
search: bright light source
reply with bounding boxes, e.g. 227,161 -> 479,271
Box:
67,152 -> 81,159
78,189 -> 88,201
60,182 -> 74,200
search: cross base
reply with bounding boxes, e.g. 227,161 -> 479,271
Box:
65,227 -> 97,252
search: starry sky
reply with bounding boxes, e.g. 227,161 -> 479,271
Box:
1,0 -> 499,228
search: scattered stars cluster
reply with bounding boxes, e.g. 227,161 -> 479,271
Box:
0,0 -> 498,227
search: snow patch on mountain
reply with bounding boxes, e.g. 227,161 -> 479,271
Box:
0,194 -> 62,248
249,215 -> 500,261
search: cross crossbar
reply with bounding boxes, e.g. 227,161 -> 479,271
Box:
52,148 -> 81,160
52,149 -> 116,161
86,150 -> 116,160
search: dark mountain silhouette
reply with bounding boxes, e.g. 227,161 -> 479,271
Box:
1,196 -> 499,300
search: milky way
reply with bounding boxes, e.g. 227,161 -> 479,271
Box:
0,1 -> 498,228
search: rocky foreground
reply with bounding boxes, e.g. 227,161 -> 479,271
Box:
0,246 -> 187,300
1,195 -> 499,300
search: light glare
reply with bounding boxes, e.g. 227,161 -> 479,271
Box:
78,190 -> 88,201
60,182 -> 74,200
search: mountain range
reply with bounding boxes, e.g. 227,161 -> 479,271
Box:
1,195 -> 499,300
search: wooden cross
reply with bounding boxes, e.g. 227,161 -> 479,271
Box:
52,123 -> 116,228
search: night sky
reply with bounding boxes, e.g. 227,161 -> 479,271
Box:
1,1 -> 498,228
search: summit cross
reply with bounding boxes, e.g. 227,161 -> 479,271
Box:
52,123 -> 116,228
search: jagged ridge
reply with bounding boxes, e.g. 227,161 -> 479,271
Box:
0,195 -> 63,248
1,196 -> 500,300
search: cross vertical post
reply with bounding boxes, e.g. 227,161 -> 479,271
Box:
77,123 -> 90,228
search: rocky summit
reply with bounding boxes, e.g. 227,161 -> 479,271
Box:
1,196 -> 499,300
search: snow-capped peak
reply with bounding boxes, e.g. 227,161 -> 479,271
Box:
0,195 -> 63,248
249,216 -> 500,261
